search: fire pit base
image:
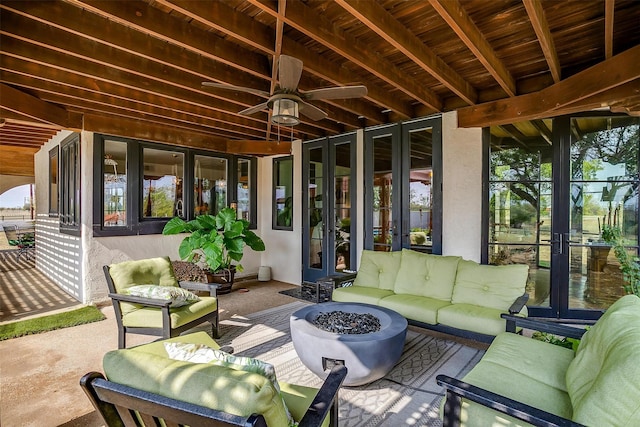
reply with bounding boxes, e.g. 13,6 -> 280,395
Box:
290,302 -> 408,386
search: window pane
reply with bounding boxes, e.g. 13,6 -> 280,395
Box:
372,135 -> 393,252
194,155 -> 227,216
409,128 -> 433,250
308,147 -> 323,268
274,156 -> 293,229
104,140 -> 127,226
142,148 -> 183,219
237,158 -> 250,221
60,135 -> 80,229
49,148 -> 58,214
334,143 -> 351,270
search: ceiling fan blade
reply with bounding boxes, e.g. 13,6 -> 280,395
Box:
278,55 -> 303,91
239,102 -> 269,116
303,85 -> 368,101
202,82 -> 270,98
299,100 -> 328,121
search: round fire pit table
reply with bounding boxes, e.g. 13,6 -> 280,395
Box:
290,302 -> 408,386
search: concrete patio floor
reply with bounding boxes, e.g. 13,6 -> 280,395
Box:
0,259 -> 299,427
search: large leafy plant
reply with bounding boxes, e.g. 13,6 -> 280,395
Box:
162,208 -> 265,273
601,224 -> 640,296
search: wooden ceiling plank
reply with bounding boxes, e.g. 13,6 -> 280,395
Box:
0,145 -> 37,175
522,0 -> 561,83
458,45 -> 640,127
249,0 -> 443,111
0,36 -> 341,135
0,83 -> 81,129
228,140 -> 291,156
605,0 -> 615,59
64,0 -> 271,80
428,0 -> 516,97
338,0 -> 477,104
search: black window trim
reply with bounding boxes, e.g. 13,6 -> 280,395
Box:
272,155 -> 294,231
59,133 -> 81,236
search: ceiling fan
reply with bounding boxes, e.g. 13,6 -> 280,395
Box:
203,55 -> 367,126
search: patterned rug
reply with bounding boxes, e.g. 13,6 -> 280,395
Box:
215,301 -> 485,427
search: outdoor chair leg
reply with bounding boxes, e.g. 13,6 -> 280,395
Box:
118,329 -> 126,349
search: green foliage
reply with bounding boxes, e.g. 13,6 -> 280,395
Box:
163,207 -> 265,273
601,225 -> 640,296
531,331 -> 580,352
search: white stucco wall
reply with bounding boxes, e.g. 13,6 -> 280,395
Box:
441,110 -> 483,262
257,140 -> 302,285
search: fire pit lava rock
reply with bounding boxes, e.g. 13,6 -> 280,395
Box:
290,302 -> 408,386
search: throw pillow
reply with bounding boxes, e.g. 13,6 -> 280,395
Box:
124,285 -> 200,307
164,342 -> 296,426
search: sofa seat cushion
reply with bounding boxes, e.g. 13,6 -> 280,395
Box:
452,260 -> 528,311
353,250 -> 402,290
393,249 -> 460,301
456,333 -> 575,426
565,294 -> 640,426
377,294 -> 450,325
103,332 -> 300,426
437,303 -> 527,336
332,286 -> 394,305
121,296 -> 217,328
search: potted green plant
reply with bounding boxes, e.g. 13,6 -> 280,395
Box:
162,207 -> 265,294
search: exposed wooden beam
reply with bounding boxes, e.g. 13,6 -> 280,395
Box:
249,0 -> 443,111
0,83 -> 82,129
266,0 -> 287,141
428,0 -> 516,97
228,140 -> 291,156
605,0 -> 615,59
458,45 -> 640,127
523,0 -> 561,83
0,145 -> 37,175
338,0 -> 477,104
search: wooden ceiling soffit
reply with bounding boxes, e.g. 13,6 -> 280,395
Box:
0,83 -> 82,129
0,145 -> 38,176
457,45 -> 640,128
227,140 -> 291,156
249,0 -> 443,111
338,0 -> 478,104
522,0 -> 561,83
428,0 -> 515,97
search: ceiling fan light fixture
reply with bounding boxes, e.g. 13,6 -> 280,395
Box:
271,98 -> 300,126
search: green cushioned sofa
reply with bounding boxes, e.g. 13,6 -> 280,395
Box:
331,249 -> 529,342
81,332 -> 347,427
437,294 -> 640,427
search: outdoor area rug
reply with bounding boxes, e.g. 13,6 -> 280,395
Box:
215,301 -> 486,426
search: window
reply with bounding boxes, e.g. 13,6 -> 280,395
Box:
93,134 -> 257,235
49,147 -> 59,215
273,156 -> 293,230
60,134 -> 81,234
142,148 -> 184,219
194,155 -> 227,216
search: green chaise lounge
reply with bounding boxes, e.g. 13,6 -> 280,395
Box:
81,331 -> 347,427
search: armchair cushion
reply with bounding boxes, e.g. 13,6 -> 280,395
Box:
452,260 -> 529,312
353,250 -> 402,290
121,297 -> 217,328
394,249 -> 460,300
125,284 -> 200,307
103,332 -> 292,427
108,256 -> 179,315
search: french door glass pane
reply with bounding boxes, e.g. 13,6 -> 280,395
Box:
409,128 -> 433,250
142,148 -> 183,218
308,147 -> 323,268
372,135 -> 393,252
103,140 -> 127,226
237,159 -> 250,221
488,130 -> 553,308
334,143 -> 351,271
568,116 -> 639,309
194,155 -> 227,216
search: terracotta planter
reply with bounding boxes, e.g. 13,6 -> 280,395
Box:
205,266 -> 236,294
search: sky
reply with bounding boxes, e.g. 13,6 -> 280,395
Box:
0,184 -> 32,209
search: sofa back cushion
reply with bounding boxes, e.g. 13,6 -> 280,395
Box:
451,260 -> 528,311
565,294 -> 640,426
394,249 -> 461,300
103,347 -> 291,427
353,250 -> 402,290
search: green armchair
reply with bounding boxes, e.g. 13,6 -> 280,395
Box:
104,256 -> 219,348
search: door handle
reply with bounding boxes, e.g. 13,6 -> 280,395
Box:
542,233 -> 563,254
